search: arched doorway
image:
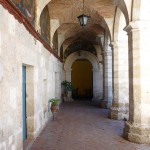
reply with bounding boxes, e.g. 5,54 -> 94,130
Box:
64,51 -> 103,104
72,59 -> 93,100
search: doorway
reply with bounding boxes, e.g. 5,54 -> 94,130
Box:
72,59 -> 93,100
22,65 -> 27,141
22,65 -> 34,143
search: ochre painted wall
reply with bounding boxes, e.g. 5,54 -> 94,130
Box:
72,59 -> 92,97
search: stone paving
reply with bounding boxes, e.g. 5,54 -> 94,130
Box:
30,101 -> 150,150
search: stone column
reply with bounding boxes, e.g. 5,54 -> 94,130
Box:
101,48 -> 112,108
123,21 -> 150,144
109,41 -> 129,120
65,68 -> 72,82
92,67 -> 103,104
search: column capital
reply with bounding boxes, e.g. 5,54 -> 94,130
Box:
111,41 -> 127,48
124,21 -> 150,33
123,24 -> 132,33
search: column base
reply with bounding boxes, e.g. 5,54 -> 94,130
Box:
123,121 -> 150,144
64,97 -> 73,102
100,100 -> 112,109
92,97 -> 102,106
109,106 -> 128,120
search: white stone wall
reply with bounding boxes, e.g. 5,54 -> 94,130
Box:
0,5 -> 63,149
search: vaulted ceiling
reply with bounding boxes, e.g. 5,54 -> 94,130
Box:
44,0 -> 118,59
11,0 -> 129,60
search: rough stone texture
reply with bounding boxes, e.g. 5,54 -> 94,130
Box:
0,58 -> 3,82
124,121 -> 150,144
35,0 -> 117,36
101,47 -> 112,108
0,5 -> 62,149
109,104 -> 128,120
123,20 -> 150,144
30,101 -> 150,150
109,8 -> 129,120
1,0 -> 150,147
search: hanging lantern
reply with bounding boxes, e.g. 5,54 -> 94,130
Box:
77,14 -> 90,26
77,0 -> 90,26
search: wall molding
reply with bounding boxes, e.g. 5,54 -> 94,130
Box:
0,0 -> 62,62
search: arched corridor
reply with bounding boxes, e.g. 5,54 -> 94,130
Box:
1,0 -> 150,149
29,101 -> 150,150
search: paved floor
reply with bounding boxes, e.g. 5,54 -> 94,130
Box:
30,101 -> 150,150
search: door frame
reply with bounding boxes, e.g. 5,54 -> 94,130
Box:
22,65 -> 27,141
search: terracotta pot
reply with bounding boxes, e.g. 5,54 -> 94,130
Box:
51,105 -> 59,113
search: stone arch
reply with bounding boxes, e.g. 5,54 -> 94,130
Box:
35,0 -> 130,32
64,51 -> 99,71
64,51 -> 103,104
113,8 -> 127,41
109,7 -> 129,120
113,0 -> 130,25
35,0 -> 52,30
52,22 -> 108,58
39,5 -> 50,44
62,40 -> 98,60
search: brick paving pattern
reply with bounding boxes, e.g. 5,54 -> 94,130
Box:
30,101 -> 150,150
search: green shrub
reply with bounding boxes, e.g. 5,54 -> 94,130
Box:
61,80 -> 73,92
49,98 -> 60,106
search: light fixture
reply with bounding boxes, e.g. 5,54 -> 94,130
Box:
77,0 -> 90,26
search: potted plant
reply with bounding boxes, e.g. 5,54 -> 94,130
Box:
61,80 -> 74,101
49,98 -> 61,113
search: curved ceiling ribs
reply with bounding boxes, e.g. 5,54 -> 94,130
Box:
36,0 -> 130,60
54,23 -> 105,57
8,0 -> 130,61
37,0 -> 116,58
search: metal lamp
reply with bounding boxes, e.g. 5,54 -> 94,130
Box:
77,14 -> 90,26
77,0 -> 90,26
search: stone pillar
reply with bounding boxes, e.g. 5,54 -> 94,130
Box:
109,41 -> 129,120
65,68 -> 72,82
101,48 -> 112,108
123,21 -> 150,144
92,67 -> 103,104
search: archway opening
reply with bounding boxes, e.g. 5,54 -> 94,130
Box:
71,59 -> 93,100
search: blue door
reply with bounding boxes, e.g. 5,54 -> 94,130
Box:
22,65 -> 27,141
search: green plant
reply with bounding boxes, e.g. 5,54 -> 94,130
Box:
61,80 -> 73,92
49,98 -> 60,106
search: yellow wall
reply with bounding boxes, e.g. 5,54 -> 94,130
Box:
72,59 -> 92,97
